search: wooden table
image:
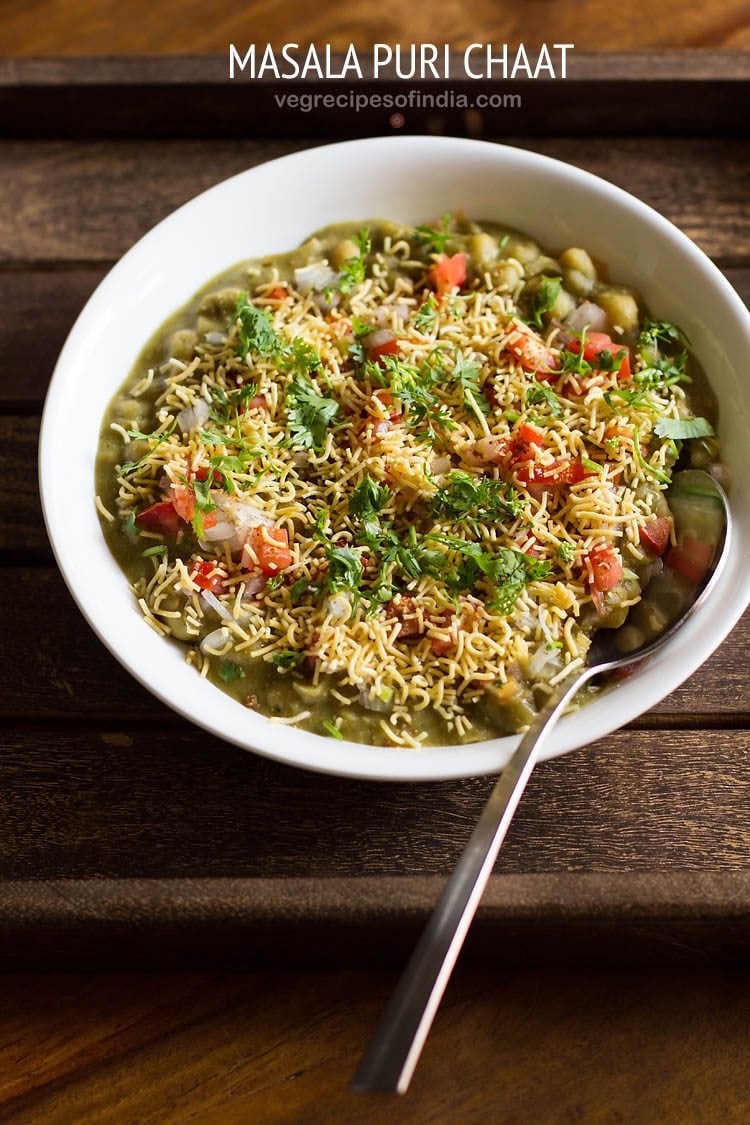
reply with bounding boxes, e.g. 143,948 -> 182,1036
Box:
0,51 -> 748,1122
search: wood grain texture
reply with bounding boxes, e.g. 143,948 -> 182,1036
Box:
1,0 -> 749,55
0,968 -> 747,1123
2,137 -> 749,264
0,727 -> 747,882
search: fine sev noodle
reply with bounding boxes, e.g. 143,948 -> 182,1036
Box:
104,224 -> 688,746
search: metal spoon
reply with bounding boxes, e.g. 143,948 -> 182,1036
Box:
353,469 -> 730,1095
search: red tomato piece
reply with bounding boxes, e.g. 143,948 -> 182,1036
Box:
588,546 -> 624,595
265,286 -> 288,300
428,252 -> 467,295
134,501 -> 181,535
507,333 -> 559,379
567,333 -> 631,379
666,536 -> 713,584
188,560 -> 225,594
639,517 -> 672,556
192,466 -> 222,484
247,526 -> 293,576
170,484 -> 196,522
368,337 -> 401,364
517,422 -> 545,446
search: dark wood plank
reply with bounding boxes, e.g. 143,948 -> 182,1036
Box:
3,268 -> 749,410
3,567 -> 748,722
1,138 -> 748,264
0,726 -> 747,883
0,968 -> 748,1122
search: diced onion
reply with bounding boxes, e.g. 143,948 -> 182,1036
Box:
202,492 -> 272,550
204,331 -> 226,345
200,590 -> 233,622
430,456 -> 452,477
528,645 -> 562,681
564,301 -> 610,335
358,688 -> 393,713
362,327 -> 395,351
200,625 -> 231,654
294,262 -> 339,293
371,303 -> 409,326
176,399 -> 210,434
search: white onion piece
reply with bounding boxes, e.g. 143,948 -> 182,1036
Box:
430,456 -> 452,477
324,592 -> 352,625
200,625 -> 232,655
205,331 -> 226,345
294,262 -> 339,293
565,301 -> 610,335
242,574 -> 268,599
176,399 -> 210,434
362,327 -> 395,351
200,590 -> 233,622
528,644 -> 562,682
202,492 -> 272,550
371,303 -> 410,326
358,689 -> 392,713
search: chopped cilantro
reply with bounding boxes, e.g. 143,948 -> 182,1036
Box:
283,336 -> 323,376
271,649 -> 303,671
142,544 -> 168,558
322,719 -> 344,740
123,511 -> 138,540
413,213 -> 453,253
633,429 -> 672,485
525,377 -> 562,417
286,376 -> 340,450
337,228 -> 371,295
654,416 -> 714,440
233,292 -> 281,358
429,533 -> 552,613
556,541 -> 574,563
218,659 -> 245,683
527,275 -> 562,328
639,319 -> 689,351
290,577 -> 311,604
191,476 -> 216,538
432,471 -> 526,527
414,294 -> 439,333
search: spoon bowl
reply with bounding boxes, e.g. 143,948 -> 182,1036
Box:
354,469 -> 731,1095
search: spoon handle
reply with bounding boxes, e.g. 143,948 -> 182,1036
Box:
352,665 -> 594,1095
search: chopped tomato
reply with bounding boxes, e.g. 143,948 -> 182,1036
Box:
192,466 -> 222,484
428,252 -> 467,295
666,536 -> 713,584
188,560 -> 225,595
247,394 -> 269,412
639,517 -> 671,556
265,286 -> 288,301
367,337 -> 401,364
567,332 -> 631,379
369,389 -> 402,422
517,422 -> 545,446
170,484 -> 196,522
134,501 -> 181,535
387,596 -> 423,638
506,332 -> 559,380
515,457 -> 597,488
588,546 -> 624,593
246,526 -> 293,576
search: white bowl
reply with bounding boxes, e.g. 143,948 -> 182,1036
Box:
39,136 -> 750,782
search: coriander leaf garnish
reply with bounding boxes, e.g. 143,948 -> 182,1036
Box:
414,294 -> 439,333
654,416 -> 714,440
556,541 -> 574,563
286,376 -> 340,450
142,544 -> 168,558
322,719 -> 344,740
432,471 -> 526,527
314,511 -> 365,593
414,213 -> 453,254
283,336 -> 323,376
429,533 -> 552,613
639,319 -> 689,351
290,577 -> 311,604
337,228 -> 371,295
233,292 -> 281,358
451,351 -> 489,416
271,649 -> 303,671
191,476 -> 216,538
525,377 -> 563,417
218,659 -> 245,683
372,353 -> 455,445
526,275 -> 562,328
